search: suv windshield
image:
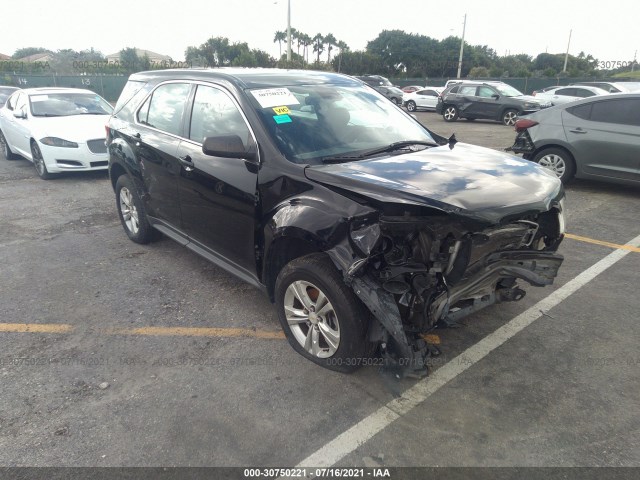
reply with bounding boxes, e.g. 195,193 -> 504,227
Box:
29,93 -> 113,117
249,84 -> 436,164
494,84 -> 524,97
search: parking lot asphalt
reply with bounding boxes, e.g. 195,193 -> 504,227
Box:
1,113 -> 639,468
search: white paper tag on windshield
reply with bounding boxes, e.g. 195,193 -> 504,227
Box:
251,88 -> 300,108
31,95 -> 49,102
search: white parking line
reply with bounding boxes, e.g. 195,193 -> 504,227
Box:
296,232 -> 640,468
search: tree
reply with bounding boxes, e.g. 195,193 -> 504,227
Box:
299,33 -> 312,64
120,47 -> 141,72
313,33 -> 325,64
273,31 -> 286,59
12,47 -> 51,59
324,33 -> 337,63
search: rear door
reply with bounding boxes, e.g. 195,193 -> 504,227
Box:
563,98 -> 640,181
175,83 -> 260,278
455,85 -> 481,117
133,82 -> 192,228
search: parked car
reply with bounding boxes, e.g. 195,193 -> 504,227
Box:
0,86 -> 20,105
354,75 -> 405,105
570,81 -> 640,93
533,85 -> 609,105
403,87 -> 444,112
107,69 -> 565,375
401,85 -> 423,93
0,88 -> 114,179
436,81 -> 551,125
532,86 -> 559,96
507,93 -> 640,185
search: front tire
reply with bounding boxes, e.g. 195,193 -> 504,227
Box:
390,97 -> 401,106
0,131 -> 19,160
115,175 -> 157,244
442,105 -> 459,122
31,141 -> 55,179
502,109 -> 519,126
406,101 -> 417,112
533,147 -> 576,184
275,253 -> 371,373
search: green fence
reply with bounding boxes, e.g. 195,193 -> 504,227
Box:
1,74 -> 129,103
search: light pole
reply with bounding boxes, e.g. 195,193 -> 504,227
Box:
563,29 -> 572,72
287,0 -> 292,62
456,14 -> 467,79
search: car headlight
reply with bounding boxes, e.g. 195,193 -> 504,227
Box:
558,198 -> 566,235
523,102 -> 541,109
40,137 -> 79,148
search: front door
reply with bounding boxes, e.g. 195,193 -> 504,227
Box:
176,84 -> 260,277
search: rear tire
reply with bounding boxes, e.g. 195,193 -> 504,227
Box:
533,147 -> 576,184
275,253 -> 371,373
115,175 -> 158,244
0,131 -> 19,160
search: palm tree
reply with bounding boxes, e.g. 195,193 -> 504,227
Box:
273,31 -> 286,58
336,40 -> 349,72
313,33 -> 324,64
300,33 -> 312,64
324,33 -> 337,63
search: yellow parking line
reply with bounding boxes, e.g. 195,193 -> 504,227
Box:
109,326 -> 286,339
0,323 -> 74,334
565,233 -> 640,253
0,323 -> 285,339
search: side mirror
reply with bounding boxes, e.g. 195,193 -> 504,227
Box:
492,94 -> 500,100
13,109 -> 27,119
202,134 -> 256,161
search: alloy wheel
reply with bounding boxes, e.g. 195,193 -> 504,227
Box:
119,187 -> 140,234
283,280 -> 340,358
537,154 -> 566,178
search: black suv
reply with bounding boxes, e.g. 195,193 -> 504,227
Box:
107,69 -> 565,375
436,81 -> 551,126
354,75 -> 405,105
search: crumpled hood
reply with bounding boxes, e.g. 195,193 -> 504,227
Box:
30,114 -> 110,143
305,143 -> 563,224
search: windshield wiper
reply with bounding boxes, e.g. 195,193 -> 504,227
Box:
322,141 -> 437,164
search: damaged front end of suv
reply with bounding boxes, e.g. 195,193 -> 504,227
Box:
303,149 -> 566,377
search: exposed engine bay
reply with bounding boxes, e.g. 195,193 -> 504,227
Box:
327,203 -> 565,377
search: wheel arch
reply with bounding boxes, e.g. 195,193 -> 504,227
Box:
263,234 -> 324,302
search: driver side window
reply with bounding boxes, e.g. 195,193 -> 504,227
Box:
189,85 -> 250,147
478,86 -> 495,98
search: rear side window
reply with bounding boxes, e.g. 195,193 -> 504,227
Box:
448,85 -> 459,94
555,88 -> 576,96
575,88 -> 595,98
589,99 -> 640,126
459,86 -> 477,96
138,83 -> 191,136
567,103 -> 592,120
113,80 -> 148,115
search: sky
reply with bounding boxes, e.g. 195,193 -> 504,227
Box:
2,0 -> 638,65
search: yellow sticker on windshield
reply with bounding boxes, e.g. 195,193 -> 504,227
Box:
272,106 -> 290,115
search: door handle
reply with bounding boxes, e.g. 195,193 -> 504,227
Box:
569,128 -> 587,134
178,154 -> 194,171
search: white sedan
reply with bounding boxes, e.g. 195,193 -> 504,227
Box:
533,85 -> 609,105
403,87 -> 444,112
0,87 -> 113,179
